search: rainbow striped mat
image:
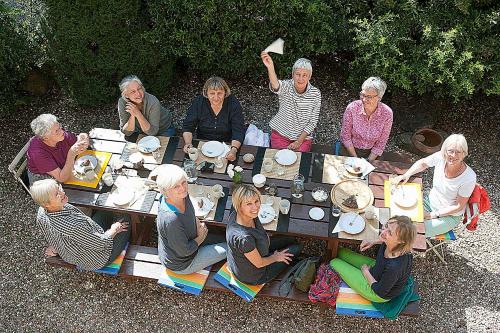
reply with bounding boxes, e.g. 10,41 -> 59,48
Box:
214,263 -> 264,302
157,266 -> 211,296
94,243 -> 129,276
432,230 -> 456,241
335,281 -> 384,318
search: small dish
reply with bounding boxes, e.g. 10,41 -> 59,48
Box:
309,207 -> 325,221
311,187 -> 328,202
252,174 -> 266,188
243,153 -> 255,163
274,149 -> 297,166
258,205 -> 276,224
137,136 -> 160,153
191,197 -> 214,217
74,155 -> 98,174
201,141 -> 225,157
338,212 -> 365,234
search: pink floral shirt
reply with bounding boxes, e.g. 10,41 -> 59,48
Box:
340,100 -> 393,156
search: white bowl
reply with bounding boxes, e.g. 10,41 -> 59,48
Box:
252,174 -> 266,188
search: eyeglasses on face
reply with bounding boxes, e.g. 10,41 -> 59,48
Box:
446,149 -> 463,155
359,92 -> 378,101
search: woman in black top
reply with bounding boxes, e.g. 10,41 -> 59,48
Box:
330,215 -> 416,302
182,76 -> 245,161
226,185 -> 302,285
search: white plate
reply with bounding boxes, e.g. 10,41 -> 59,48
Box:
258,205 -> 276,224
111,190 -> 135,206
309,207 -> 325,220
338,212 -> 366,234
345,157 -> 365,175
201,141 -> 225,157
191,197 -> 214,217
74,155 -> 98,174
274,149 -> 297,166
138,136 -> 161,153
393,187 -> 418,208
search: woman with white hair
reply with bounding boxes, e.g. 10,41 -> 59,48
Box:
156,164 -> 227,274
118,75 -> 174,136
392,134 -> 476,237
261,52 -> 321,152
340,77 -> 393,161
30,179 -> 130,270
27,113 -> 89,184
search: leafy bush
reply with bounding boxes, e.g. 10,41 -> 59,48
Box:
42,0 -> 175,106
349,0 -> 500,100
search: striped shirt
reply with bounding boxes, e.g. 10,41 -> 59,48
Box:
269,79 -> 321,140
36,204 -> 113,270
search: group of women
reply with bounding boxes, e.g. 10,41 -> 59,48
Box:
25,54 -> 476,304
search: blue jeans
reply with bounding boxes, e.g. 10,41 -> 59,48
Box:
173,243 -> 228,274
158,124 -> 176,137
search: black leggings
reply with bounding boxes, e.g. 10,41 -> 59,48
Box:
256,236 -> 303,285
92,210 -> 131,265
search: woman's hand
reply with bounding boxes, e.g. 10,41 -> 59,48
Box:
183,143 -> 193,153
44,245 -> 58,257
390,174 -> 409,186
288,140 -> 302,151
195,221 -> 208,244
125,102 -> 141,117
225,147 -> 237,161
361,264 -> 370,274
424,211 -> 432,220
360,240 -> 374,252
69,140 -> 87,156
110,220 -> 129,237
261,51 -> 274,69
272,248 -> 294,264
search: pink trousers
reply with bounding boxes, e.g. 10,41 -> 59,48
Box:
270,130 -> 313,152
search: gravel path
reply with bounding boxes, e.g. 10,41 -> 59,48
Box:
1,67 -> 498,332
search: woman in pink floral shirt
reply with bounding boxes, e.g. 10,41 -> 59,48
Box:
340,77 -> 393,161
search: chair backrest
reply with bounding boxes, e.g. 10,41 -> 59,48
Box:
462,184 -> 490,231
8,141 -> 31,194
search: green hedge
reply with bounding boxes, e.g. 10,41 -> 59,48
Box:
42,0 -> 174,106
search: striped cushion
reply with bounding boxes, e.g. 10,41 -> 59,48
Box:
335,281 -> 384,318
214,263 -> 264,302
432,230 -> 456,241
157,266 -> 211,296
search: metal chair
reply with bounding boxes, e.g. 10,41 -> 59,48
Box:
8,141 -> 31,194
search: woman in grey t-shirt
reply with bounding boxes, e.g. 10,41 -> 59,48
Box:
226,185 -> 302,285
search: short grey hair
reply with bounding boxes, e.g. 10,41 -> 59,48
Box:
361,77 -> 387,99
202,76 -> 231,97
119,75 -> 145,99
441,133 -> 469,159
30,179 -> 59,207
30,114 -> 59,139
292,58 -> 313,75
156,164 -> 188,194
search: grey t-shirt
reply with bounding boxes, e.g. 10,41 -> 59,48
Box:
118,92 -> 172,136
157,196 -> 198,271
226,211 -> 270,285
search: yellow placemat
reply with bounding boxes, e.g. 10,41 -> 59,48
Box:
194,141 -> 228,174
384,181 -> 424,222
260,149 -> 301,181
188,184 -> 221,221
135,135 -> 170,164
260,195 -> 281,231
65,150 -> 112,188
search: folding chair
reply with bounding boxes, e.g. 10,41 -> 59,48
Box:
425,229 -> 458,264
8,141 -> 31,194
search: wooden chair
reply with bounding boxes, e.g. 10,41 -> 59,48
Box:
8,141 -> 31,194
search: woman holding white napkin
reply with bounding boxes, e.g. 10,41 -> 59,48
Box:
226,185 -> 302,285
156,164 -> 227,274
182,76 -> 245,161
391,134 -> 476,237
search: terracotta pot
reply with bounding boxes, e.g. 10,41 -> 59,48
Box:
411,128 -> 443,154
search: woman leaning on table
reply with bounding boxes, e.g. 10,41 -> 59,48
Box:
30,179 -> 130,270
118,75 -> 175,137
330,216 -> 416,302
155,164 -> 228,274
226,185 -> 302,285
26,113 -> 89,184
339,77 -> 393,161
182,76 -> 245,161
261,52 -> 321,152
391,134 -> 476,237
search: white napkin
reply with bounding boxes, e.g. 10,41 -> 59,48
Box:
345,157 -> 375,177
332,221 -> 344,234
264,38 -> 284,54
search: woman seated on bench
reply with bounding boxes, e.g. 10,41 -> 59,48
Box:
391,134 -> 476,237
330,216 -> 416,302
155,164 -> 227,274
26,113 -> 89,184
30,179 -> 130,270
226,185 -> 302,285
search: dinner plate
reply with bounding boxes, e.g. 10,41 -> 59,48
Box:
338,212 -> 366,234
258,205 -> 276,224
201,141 -> 224,157
393,187 -> 418,208
309,207 -> 325,221
274,149 -> 297,166
191,197 -> 214,217
345,157 -> 365,175
138,136 -> 161,153
331,179 -> 374,213
74,155 -> 98,174
111,189 -> 135,206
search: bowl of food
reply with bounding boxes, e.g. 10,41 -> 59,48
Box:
252,174 -> 266,188
311,187 -> 328,202
243,153 -> 255,163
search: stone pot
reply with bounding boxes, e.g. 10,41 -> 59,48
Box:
411,128 -> 443,155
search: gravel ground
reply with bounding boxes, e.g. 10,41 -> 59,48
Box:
1,65 -> 499,332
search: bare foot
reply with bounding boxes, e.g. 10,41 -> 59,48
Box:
44,246 -> 58,257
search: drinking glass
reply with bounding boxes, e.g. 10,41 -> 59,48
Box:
291,174 -> 305,198
184,159 -> 198,183
331,205 -> 341,217
266,183 -> 278,197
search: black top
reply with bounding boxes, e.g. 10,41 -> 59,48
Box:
182,95 -> 245,143
156,196 -> 199,271
226,211 -> 270,285
369,243 -> 413,300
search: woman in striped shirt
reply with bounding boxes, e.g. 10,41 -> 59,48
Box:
31,179 -> 130,270
261,52 -> 321,152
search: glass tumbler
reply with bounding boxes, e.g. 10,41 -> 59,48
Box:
291,174 -> 305,198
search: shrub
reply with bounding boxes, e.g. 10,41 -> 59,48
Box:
42,0 -> 175,106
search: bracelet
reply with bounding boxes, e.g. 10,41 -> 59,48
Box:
230,146 -> 239,151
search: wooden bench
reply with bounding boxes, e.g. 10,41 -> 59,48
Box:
45,245 -> 420,317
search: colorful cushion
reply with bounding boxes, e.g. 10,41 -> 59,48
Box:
214,263 -> 264,302
335,281 -> 384,318
157,266 -> 211,296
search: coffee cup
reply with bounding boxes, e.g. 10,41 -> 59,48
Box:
102,172 -> 114,186
214,156 -> 224,169
262,158 -> 273,173
188,147 -> 199,161
279,199 -> 290,215
129,152 -> 144,169
252,174 -> 266,188
211,184 -> 225,198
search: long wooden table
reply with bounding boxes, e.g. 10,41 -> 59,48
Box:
65,128 -> 426,259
